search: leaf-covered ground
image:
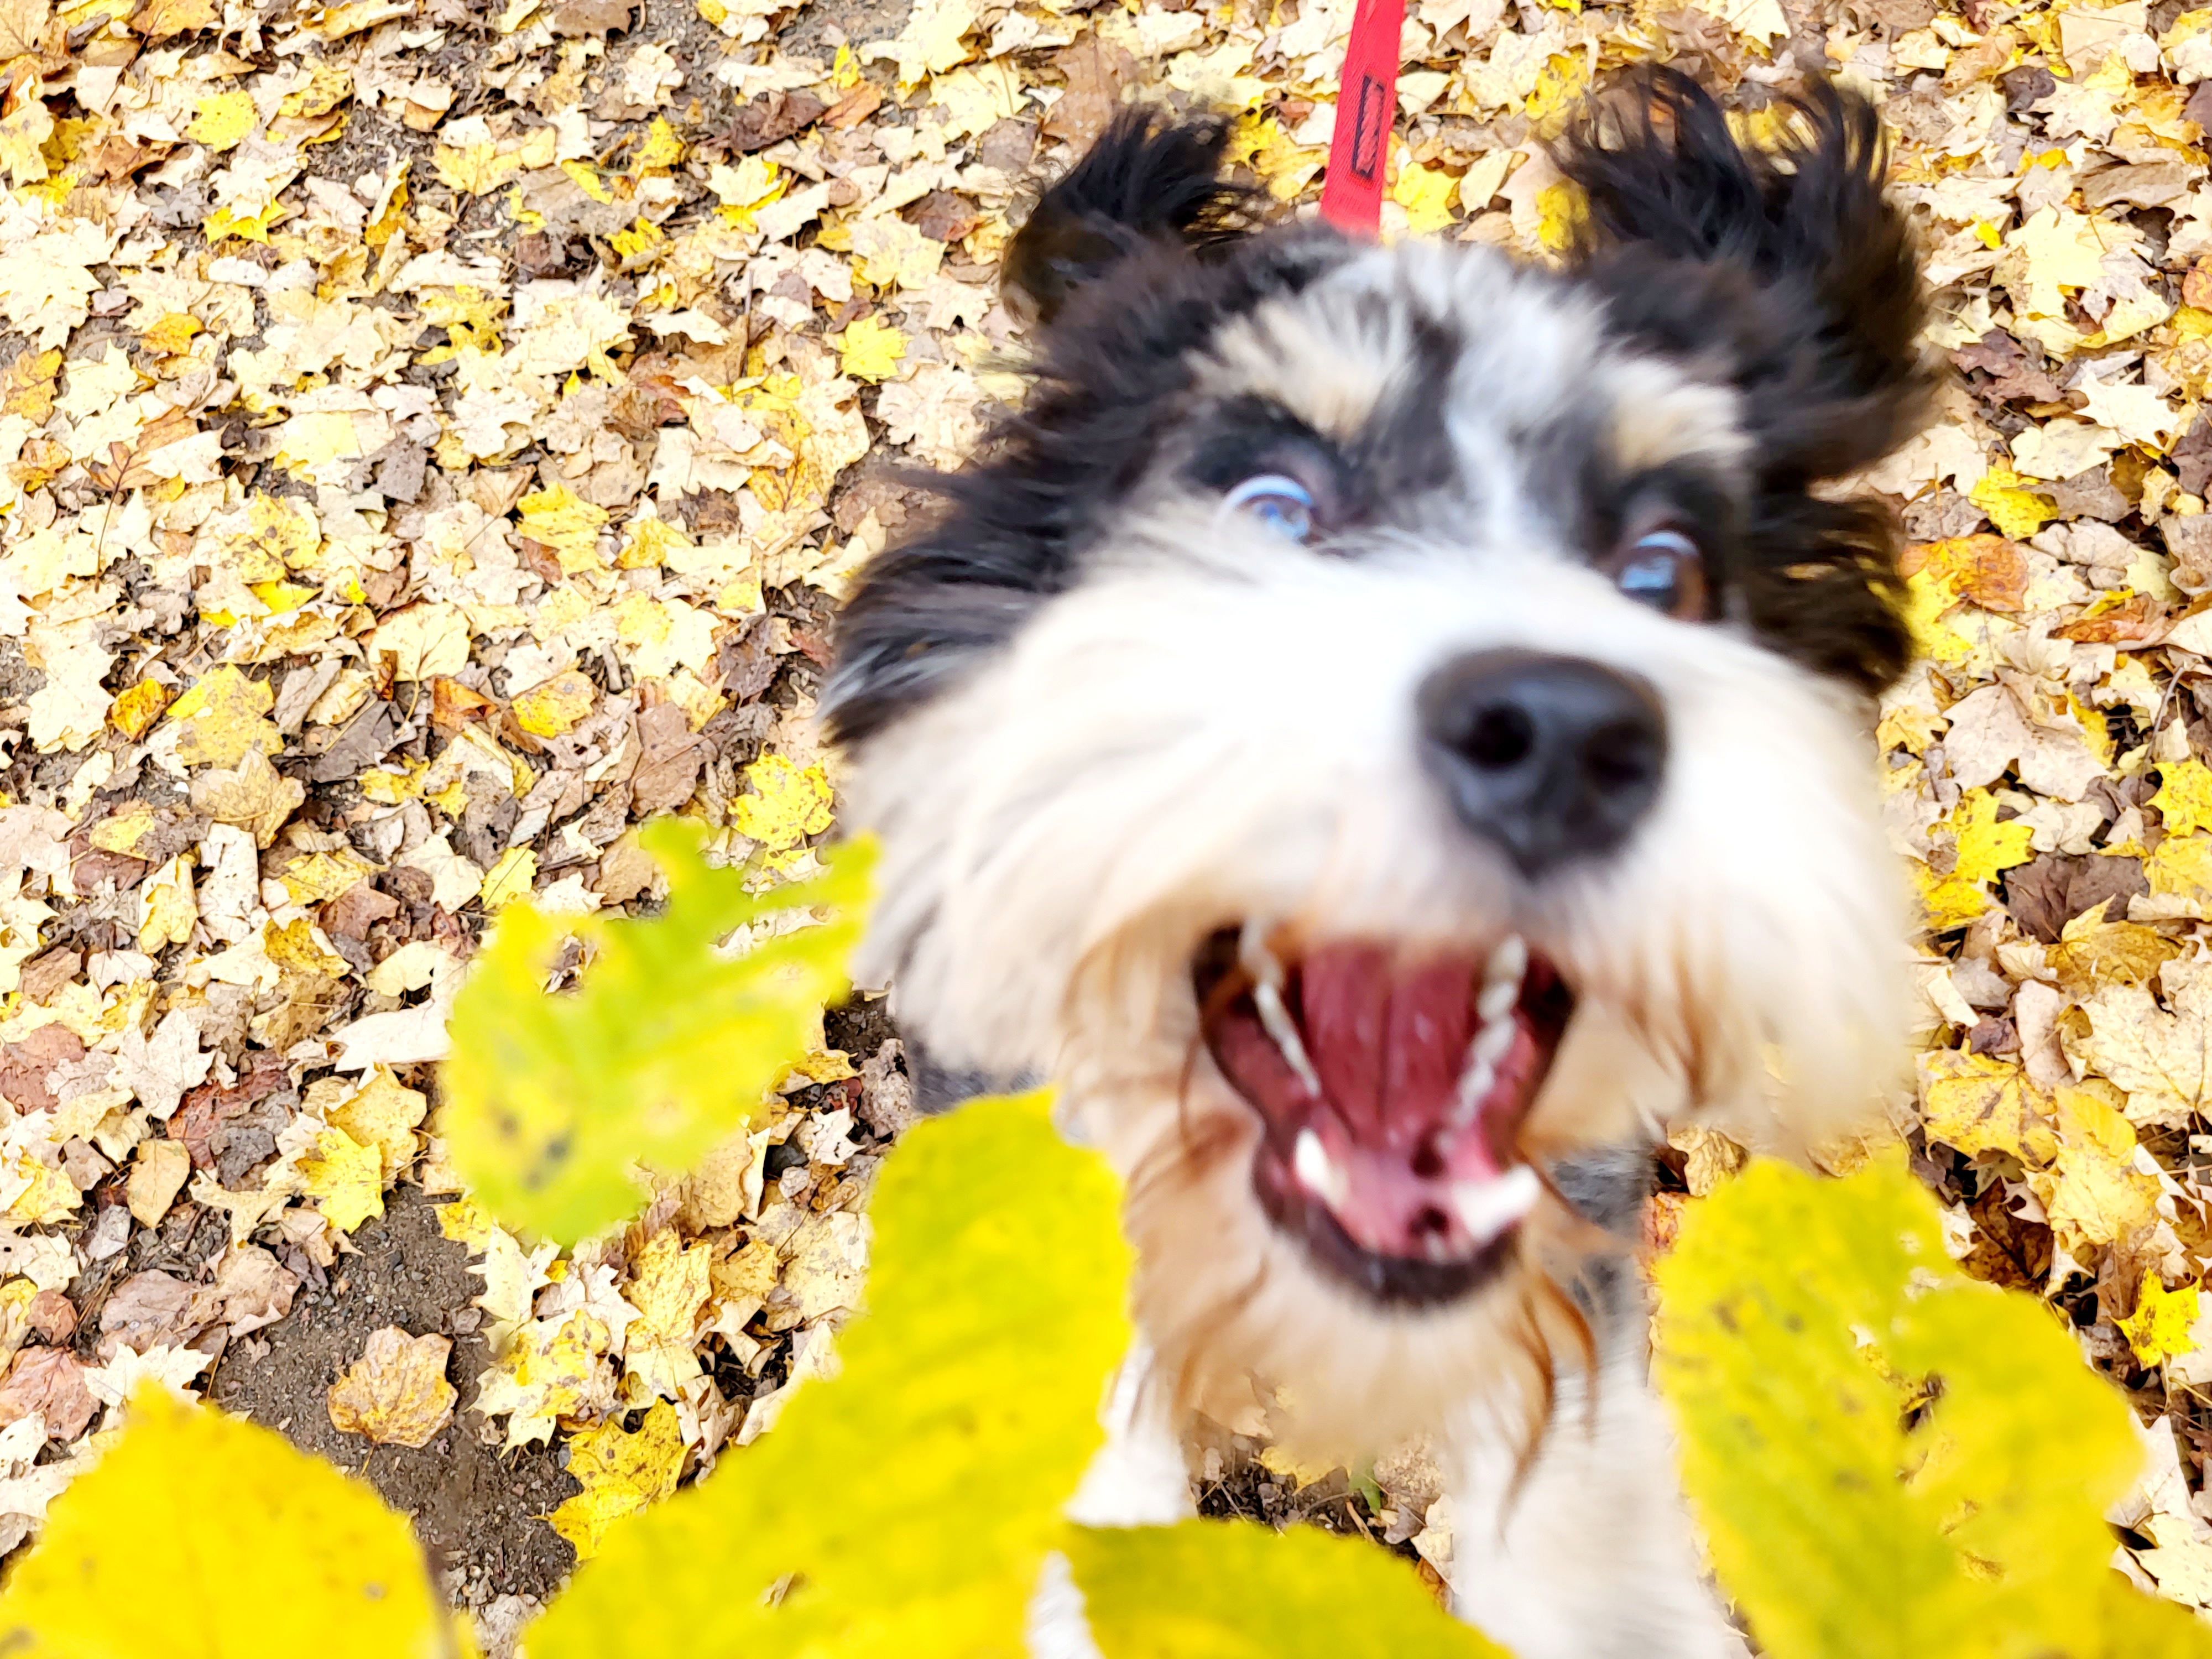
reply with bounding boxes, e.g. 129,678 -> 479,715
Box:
7,0 -> 2212,1644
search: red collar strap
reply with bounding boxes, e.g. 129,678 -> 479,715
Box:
1316,0 -> 1407,237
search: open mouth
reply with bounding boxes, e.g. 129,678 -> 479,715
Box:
1192,923 -> 1577,1308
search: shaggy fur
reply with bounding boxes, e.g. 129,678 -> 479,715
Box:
827,71 -> 1928,1658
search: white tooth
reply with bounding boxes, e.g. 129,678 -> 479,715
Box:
1293,1128 -> 1348,1208
1470,1014 -> 1517,1068
1238,920 -> 1323,1097
1476,977 -> 1519,1025
1254,979 -> 1324,1098
1423,1234 -> 1456,1264
1238,917 -> 1285,988
1448,1060 -> 1495,1126
1451,1166 -> 1542,1244
1483,933 -> 1528,994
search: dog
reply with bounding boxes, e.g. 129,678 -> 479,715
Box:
824,70 -> 1928,1658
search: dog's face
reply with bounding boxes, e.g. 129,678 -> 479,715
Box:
828,77 -> 1930,1451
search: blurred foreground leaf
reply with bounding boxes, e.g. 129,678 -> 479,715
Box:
1070,1518 -> 1507,1659
0,1386 -> 450,1659
1656,1157 -> 2212,1659
528,1089 -> 1131,1657
440,824 -> 872,1243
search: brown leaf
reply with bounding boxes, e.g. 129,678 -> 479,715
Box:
1959,1181 -> 2053,1292
1045,34 -> 1134,145
0,1348 -> 95,1441
716,89 -> 828,154
2002,853 -> 2148,943
1949,330 -> 2062,405
0,1026 -> 83,1114
429,676 -> 502,734
824,82 -> 883,131
1900,534 -> 2027,612
904,190 -> 982,245
545,0 -> 629,32
629,702 -> 709,817
2054,593 -> 2164,644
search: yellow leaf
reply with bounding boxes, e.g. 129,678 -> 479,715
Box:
440,828 -> 869,1242
6,1156 -> 79,1226
835,315 -> 906,383
617,515 -> 691,570
635,117 -> 683,174
139,312 -> 201,356
186,90 -> 257,152
549,1401 -> 686,1559
622,1231 -> 711,1400
561,158 -> 612,202
434,141 -> 519,195
329,1068 -> 428,1182
2033,1083 -> 2161,1254
1919,1050 -> 2053,1163
1533,181 -> 1583,252
299,1127 -> 385,1232
2153,760 -> 2212,837
1949,789 -> 2036,885
1969,464 -> 2058,541
1390,156 -> 1458,235
849,216 -> 943,291
365,159 -> 409,248
326,1327 -> 457,1448
137,854 -> 197,954
513,669 -> 597,737
729,755 -> 833,852
518,484 -> 611,575
2147,834 -> 2212,898
166,665 -> 280,768
472,1310 -> 613,1448
0,1386 -> 447,1656
108,686 -> 170,743
481,847 -> 538,910
2119,1272 -> 2204,1369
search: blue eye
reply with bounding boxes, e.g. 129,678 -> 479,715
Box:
1221,473 -> 1316,542
1611,528 -> 1707,619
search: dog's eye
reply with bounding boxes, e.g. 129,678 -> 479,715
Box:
1610,528 -> 1707,620
1220,474 -> 1316,542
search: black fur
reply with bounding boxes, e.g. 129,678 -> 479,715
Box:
999,108 -> 1259,326
1559,70 -> 1929,691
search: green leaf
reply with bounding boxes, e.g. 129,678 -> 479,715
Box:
526,1089 -> 1133,1659
1656,1156 -> 2212,1659
0,1386 -> 450,1658
1068,1519 -> 1510,1659
440,825 -> 873,1243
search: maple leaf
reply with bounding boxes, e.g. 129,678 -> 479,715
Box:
548,1400 -> 685,1559
1656,1156 -> 2199,1659
326,1327 -> 458,1448
2120,1274 -> 2204,1370
834,314 -> 906,383
441,825 -> 871,1241
0,1387 -> 451,1655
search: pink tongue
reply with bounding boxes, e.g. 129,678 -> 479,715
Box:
1297,946 -> 1477,1154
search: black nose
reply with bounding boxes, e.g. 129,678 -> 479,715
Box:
1417,650 -> 1666,875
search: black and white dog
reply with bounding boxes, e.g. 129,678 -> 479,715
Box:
826,71 -> 1928,1657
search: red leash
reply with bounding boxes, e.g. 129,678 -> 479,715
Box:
1316,0 -> 1406,237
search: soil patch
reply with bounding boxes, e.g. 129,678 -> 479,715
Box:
208,1187 -> 578,1615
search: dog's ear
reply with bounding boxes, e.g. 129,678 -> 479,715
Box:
1557,70 -> 1929,484
1001,108 -> 1258,326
